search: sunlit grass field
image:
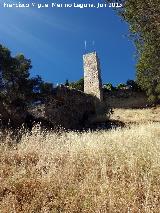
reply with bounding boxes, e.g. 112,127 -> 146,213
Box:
0,120 -> 160,212
111,106 -> 160,124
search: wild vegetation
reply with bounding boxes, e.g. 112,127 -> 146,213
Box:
111,107 -> 160,124
0,44 -> 55,114
0,121 -> 160,212
65,78 -> 84,91
103,80 -> 141,92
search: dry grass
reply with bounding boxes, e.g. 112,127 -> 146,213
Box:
111,106 -> 160,124
0,122 -> 160,212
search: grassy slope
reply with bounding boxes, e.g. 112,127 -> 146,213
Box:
0,119 -> 160,212
111,106 -> 160,124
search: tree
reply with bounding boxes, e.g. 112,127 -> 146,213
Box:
69,78 -> 84,91
24,75 -> 54,103
116,83 -> 126,90
0,45 -> 39,109
126,79 -> 141,91
3,53 -> 32,104
0,44 -> 56,108
0,44 -> 57,128
0,44 -> 11,69
65,79 -> 69,86
106,0 -> 160,103
124,0 -> 160,103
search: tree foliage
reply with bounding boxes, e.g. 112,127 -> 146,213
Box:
0,45 -> 32,105
0,44 -> 54,110
126,79 -> 141,91
116,83 -> 126,90
106,0 -> 160,103
103,83 -> 115,91
68,78 -> 84,91
65,79 -> 69,86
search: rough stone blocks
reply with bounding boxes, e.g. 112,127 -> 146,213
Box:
83,52 -> 103,101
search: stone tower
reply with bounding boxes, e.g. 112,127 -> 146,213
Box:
83,52 -> 103,101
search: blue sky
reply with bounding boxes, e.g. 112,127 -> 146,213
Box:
0,0 -> 136,86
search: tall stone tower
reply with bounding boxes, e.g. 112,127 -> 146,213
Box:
83,52 -> 103,101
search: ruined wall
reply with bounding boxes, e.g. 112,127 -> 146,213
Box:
103,90 -> 148,108
29,86 -> 97,130
83,52 -> 103,101
0,86 -> 149,130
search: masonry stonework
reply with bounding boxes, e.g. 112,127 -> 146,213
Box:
83,52 -> 103,101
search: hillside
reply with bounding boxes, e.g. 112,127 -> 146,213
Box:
111,106 -> 160,124
0,116 -> 160,212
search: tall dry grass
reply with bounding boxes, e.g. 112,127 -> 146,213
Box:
111,107 -> 160,123
0,123 -> 160,212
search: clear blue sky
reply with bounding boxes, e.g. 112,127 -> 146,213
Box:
0,0 -> 136,86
